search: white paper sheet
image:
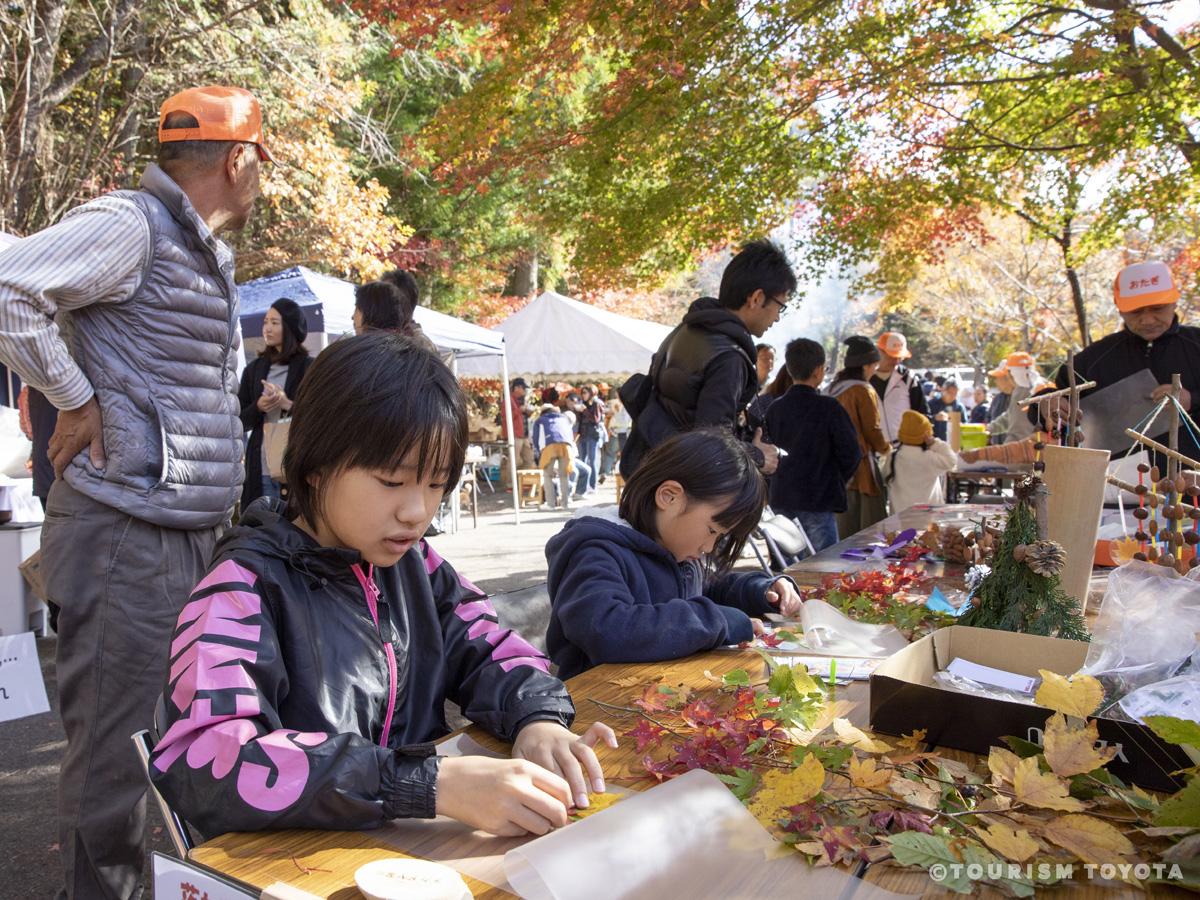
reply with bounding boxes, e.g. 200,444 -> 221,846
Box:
945,658 -> 1036,694
503,768 -> 907,900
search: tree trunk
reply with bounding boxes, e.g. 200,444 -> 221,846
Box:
505,249 -> 539,297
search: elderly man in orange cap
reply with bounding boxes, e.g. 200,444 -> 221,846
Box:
870,331 -> 930,443
0,85 -> 272,898
1057,260 -> 1200,460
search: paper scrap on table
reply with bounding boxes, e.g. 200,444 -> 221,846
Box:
945,658 -> 1037,694
769,655 -> 883,681
0,631 -> 50,724
504,768 -> 907,900
925,586 -> 971,618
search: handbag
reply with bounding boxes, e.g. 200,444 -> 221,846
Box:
262,418 -> 291,482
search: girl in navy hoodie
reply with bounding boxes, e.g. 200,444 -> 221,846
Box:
545,428 -> 802,679
151,334 -> 615,840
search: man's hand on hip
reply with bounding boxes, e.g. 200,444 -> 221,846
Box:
49,396 -> 106,478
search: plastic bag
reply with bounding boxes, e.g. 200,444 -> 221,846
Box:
799,599 -> 909,658
932,670 -> 1041,707
1078,561 -> 1200,713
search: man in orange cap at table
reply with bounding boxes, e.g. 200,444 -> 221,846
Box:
1056,260 -> 1200,460
870,331 -> 930,444
986,351 -> 1044,444
0,85 -> 272,899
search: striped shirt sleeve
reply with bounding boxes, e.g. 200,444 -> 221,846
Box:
0,196 -> 150,410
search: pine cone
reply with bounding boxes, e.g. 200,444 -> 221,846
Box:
1024,540 -> 1066,577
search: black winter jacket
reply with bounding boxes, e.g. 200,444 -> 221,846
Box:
765,384 -> 863,515
237,353 -> 313,509
1055,318 -> 1200,460
620,297 -> 758,476
149,504 -> 573,838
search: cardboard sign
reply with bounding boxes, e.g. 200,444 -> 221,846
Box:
0,631 -> 49,724
151,853 -> 256,900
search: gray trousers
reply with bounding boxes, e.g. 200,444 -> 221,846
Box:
42,480 -> 219,900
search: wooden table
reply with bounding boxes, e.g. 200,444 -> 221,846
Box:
785,503 -> 1008,588
945,466 -> 1031,503
187,651 -> 1184,899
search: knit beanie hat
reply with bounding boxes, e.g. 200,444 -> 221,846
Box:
271,297 -> 308,344
898,409 -> 933,446
842,335 -> 881,368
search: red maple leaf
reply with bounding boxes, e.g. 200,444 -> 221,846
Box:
626,719 -> 666,753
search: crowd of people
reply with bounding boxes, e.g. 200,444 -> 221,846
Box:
0,83 -> 1197,900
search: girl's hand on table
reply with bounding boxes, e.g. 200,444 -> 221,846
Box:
513,720 -> 618,811
435,755 -> 572,836
766,577 -> 802,617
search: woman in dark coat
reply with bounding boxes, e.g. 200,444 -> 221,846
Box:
238,297 -> 312,509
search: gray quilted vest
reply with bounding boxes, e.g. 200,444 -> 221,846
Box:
61,164 -> 243,529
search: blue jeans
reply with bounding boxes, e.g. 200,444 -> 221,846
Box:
577,432 -> 601,493
793,510 -> 839,553
261,475 -> 282,503
571,456 -> 593,497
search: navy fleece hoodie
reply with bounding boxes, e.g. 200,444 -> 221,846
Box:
545,508 -> 782,679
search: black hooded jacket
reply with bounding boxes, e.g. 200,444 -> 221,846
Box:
1055,318 -> 1200,460
620,297 -> 758,476
149,503 -> 573,838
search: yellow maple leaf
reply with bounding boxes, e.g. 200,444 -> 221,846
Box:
1043,713 -> 1118,777
888,774 -> 940,810
972,822 -> 1040,862
1012,755 -> 1085,811
1041,814 -> 1135,864
848,756 -> 893,791
1035,670 -> 1104,718
569,791 -> 624,821
987,746 -> 1022,784
897,728 -> 927,751
746,753 -> 825,826
832,718 -> 894,753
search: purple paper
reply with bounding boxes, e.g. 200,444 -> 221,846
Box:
840,527 -> 919,561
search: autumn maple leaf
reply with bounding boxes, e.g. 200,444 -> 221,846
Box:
626,720 -> 666,753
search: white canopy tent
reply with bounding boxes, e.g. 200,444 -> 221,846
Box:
238,266 -> 522,526
457,290 -> 673,379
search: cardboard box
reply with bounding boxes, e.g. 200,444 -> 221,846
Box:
869,626 -> 1190,793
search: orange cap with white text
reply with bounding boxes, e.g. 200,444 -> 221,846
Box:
158,86 -> 274,163
1113,261 -> 1180,312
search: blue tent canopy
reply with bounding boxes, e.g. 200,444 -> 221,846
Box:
238,266 -> 506,360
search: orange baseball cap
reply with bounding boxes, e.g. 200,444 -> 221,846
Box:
987,362 -> 1008,377
1006,351 -> 1035,369
877,331 -> 912,359
158,86 -> 274,163
1113,261 -> 1180,312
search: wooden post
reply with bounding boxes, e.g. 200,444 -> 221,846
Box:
948,410 -> 962,452
1043,445 -> 1111,612
1169,374 -> 1182,484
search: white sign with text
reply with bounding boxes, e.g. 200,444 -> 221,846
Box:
0,631 -> 49,723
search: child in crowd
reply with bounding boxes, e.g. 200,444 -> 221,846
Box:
883,409 -> 958,513
151,334 -> 615,839
827,335 -> 892,536
532,387 -> 578,510
544,429 -> 803,680
928,378 -> 968,441
765,339 -> 862,552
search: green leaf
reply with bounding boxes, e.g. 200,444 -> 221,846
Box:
1145,716 -> 1200,751
722,669 -> 750,687
888,833 -> 1035,897
716,767 -> 758,802
1003,735 -> 1045,759
1156,778 -> 1200,828
793,744 -> 853,770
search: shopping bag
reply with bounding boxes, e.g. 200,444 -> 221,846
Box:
263,419 -> 290,482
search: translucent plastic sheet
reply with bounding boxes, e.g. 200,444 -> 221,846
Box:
503,768 -> 908,900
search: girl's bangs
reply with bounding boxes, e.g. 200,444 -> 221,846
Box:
345,391 -> 466,489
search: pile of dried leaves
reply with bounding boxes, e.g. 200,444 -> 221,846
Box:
602,665 -> 1199,895
801,563 -> 956,638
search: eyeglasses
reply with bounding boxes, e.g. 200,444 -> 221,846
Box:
767,295 -> 790,314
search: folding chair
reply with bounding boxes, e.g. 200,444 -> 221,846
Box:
129,695 -> 195,858
753,509 -> 817,573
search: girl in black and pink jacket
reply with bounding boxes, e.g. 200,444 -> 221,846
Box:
150,334 -> 615,839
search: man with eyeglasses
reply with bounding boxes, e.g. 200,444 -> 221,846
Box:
618,239 -> 791,477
